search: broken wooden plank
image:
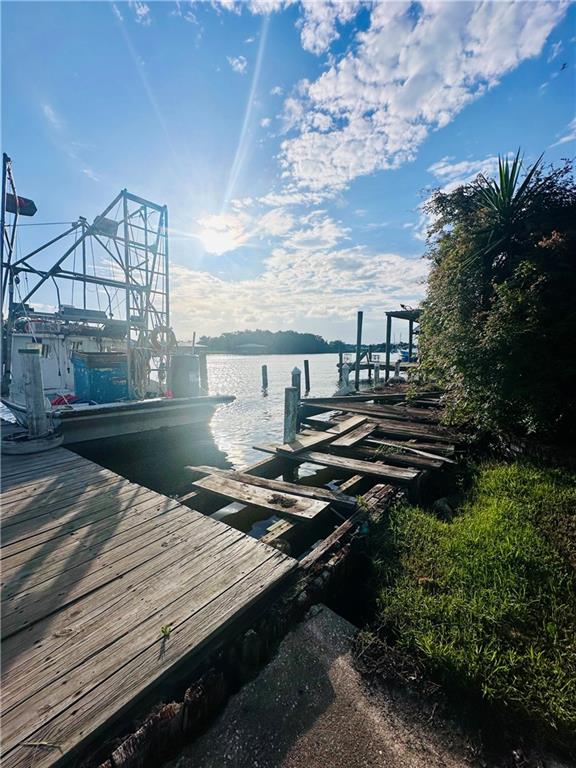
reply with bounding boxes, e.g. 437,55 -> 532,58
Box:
274,428 -> 337,455
330,422 -> 375,448
191,475 -> 329,520
364,438 -> 456,464
187,466 -> 356,508
325,415 -> 367,435
253,447 -> 419,485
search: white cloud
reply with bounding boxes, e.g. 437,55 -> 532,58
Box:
548,40 -> 563,62
170,244 -> 427,336
111,2 -> 123,22
227,55 -> 248,74
172,1 -> 198,23
280,1 -> 567,192
128,0 -> 152,26
82,168 -> 100,182
428,155 -> 504,192
550,118 -> 576,147
42,103 -> 63,130
296,0 -> 365,55
260,117 -> 272,128
270,85 -> 284,96
245,35 -> 256,43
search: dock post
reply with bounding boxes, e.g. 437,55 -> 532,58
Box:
408,319 -> 414,362
283,386 -> 298,444
374,363 -> 380,387
261,364 -> 268,390
385,313 -> 392,383
303,359 -> 310,394
367,345 -> 373,382
291,366 -> 301,401
198,349 -> 209,394
341,362 -> 350,389
338,350 -> 343,383
19,349 -> 49,437
354,310 -> 363,390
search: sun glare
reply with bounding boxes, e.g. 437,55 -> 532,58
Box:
197,213 -> 247,255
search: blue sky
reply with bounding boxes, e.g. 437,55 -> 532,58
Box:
2,0 -> 575,342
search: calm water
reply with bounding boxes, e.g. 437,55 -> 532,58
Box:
9,352 -> 398,500
73,353 -> 345,496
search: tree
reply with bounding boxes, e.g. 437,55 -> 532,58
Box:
420,154 -> 576,440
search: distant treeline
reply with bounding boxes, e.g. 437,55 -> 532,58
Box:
196,329 -> 408,355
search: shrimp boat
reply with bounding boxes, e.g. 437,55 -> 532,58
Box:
0,154 -> 234,444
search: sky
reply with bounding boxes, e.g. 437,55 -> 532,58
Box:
2,0 -> 575,342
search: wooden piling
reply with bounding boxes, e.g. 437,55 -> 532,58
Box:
283,386 -> 298,444
385,313 -> 392,383
338,351 -> 343,383
354,311 -> 363,391
291,366 -> 301,401
261,364 -> 268,390
303,360 -> 310,393
19,348 -> 49,437
198,349 -> 209,394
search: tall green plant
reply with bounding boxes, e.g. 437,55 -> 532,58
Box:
420,156 -> 576,439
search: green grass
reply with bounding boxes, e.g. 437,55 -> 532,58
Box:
369,462 -> 576,741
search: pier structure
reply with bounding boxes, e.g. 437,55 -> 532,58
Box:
1,378 -> 455,768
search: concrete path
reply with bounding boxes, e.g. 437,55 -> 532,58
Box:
168,605 -> 475,768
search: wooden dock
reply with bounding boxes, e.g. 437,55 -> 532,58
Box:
1,445 -> 296,768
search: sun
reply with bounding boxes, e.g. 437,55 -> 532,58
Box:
197,213 -> 247,255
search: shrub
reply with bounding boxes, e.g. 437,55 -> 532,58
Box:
420,154 -> 576,440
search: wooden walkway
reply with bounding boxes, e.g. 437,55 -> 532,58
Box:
1,446 -> 296,768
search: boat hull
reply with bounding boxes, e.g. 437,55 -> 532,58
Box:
3,395 -> 235,445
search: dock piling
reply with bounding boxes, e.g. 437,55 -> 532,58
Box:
354,311 -> 363,390
374,363 -> 380,387
291,366 -> 301,401
261,364 -> 268,390
303,360 -> 310,394
283,386 -> 298,444
19,348 -> 49,437
198,349 -> 209,394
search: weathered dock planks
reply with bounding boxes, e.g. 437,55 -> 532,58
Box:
254,446 -> 420,485
188,466 -> 357,509
1,446 -> 296,768
192,474 -> 330,520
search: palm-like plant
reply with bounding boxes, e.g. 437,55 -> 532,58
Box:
465,151 -> 544,295
475,150 -> 543,260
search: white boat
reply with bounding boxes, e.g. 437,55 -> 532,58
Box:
1,155 -> 234,444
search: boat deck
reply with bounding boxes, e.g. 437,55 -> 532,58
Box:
0,443 -> 296,768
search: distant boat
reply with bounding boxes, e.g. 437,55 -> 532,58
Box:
1,156 -> 234,444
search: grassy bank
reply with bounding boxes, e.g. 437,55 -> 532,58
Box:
366,462 -> 576,745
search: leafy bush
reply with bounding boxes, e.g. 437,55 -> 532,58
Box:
370,462 -> 576,741
420,154 -> 576,439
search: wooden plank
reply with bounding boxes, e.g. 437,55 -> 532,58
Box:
187,466 -> 356,509
2,551 -> 295,768
274,428 -> 337,455
300,484 -> 396,568
325,415 -> 367,435
1,487 -> 165,554
1,516 -> 232,677
2,508 -> 196,637
364,438 -> 456,464
331,444 -> 443,471
192,475 -> 329,520
1,505 -> 197,596
330,422 -> 375,448
2,529 -> 252,717
254,447 -> 419,485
